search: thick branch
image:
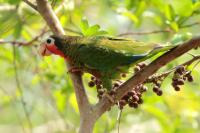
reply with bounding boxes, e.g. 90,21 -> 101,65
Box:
94,37 -> 200,118
34,0 -> 90,117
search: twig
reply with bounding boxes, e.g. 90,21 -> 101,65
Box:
117,106 -> 122,133
180,22 -> 200,28
117,29 -> 172,36
144,55 -> 200,83
118,21 -> 200,37
12,45 -> 33,132
0,28 -> 47,46
23,0 -> 37,11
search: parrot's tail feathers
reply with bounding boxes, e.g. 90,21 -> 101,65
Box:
149,42 -> 179,55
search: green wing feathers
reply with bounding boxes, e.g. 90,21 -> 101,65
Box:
55,35 -> 179,70
76,36 -> 160,56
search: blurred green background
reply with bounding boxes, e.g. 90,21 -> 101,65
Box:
1,0 -> 200,133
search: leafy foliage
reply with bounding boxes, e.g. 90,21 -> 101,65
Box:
80,18 -> 108,36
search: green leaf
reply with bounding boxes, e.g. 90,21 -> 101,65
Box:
193,2 -> 200,10
135,1 -> 146,16
170,0 -> 193,17
170,21 -> 179,32
80,18 -> 89,34
122,11 -> 139,25
164,4 -> 173,21
84,24 -> 100,36
80,18 -> 108,36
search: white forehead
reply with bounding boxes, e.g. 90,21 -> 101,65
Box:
47,37 -> 55,41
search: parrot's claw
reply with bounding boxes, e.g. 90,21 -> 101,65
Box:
67,67 -> 82,73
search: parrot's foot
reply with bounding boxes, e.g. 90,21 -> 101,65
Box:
67,67 -> 82,73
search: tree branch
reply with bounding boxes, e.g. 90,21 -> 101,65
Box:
118,21 -> 200,37
180,22 -> 200,28
117,29 -> 172,36
94,37 -> 200,118
33,0 -> 90,118
0,28 -> 47,46
23,0 -> 37,11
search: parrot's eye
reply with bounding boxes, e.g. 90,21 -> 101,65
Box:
46,37 -> 55,45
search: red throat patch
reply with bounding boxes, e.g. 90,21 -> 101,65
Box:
46,44 -> 65,58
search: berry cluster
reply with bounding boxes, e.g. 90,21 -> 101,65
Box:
118,84 -> 147,110
88,76 -> 107,99
151,78 -> 163,96
172,66 -> 193,91
87,62 -> 195,111
134,63 -> 147,73
117,63 -> 148,110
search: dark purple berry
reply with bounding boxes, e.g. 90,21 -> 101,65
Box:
177,79 -> 184,85
95,79 -> 102,85
138,63 -> 146,69
134,66 -> 141,72
88,81 -> 95,87
132,95 -> 139,102
153,86 -> 159,93
187,76 -> 193,82
119,100 -> 126,106
122,95 -> 130,101
136,92 -> 142,98
156,90 -> 163,96
141,86 -> 148,92
96,84 -> 103,89
174,86 -> 180,91
127,91 -> 136,96
98,89 -> 105,95
137,98 -> 143,104
129,102 -> 138,108
121,73 -> 126,78
113,82 -> 120,88
91,76 -> 95,81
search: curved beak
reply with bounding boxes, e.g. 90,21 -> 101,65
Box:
38,44 -> 52,56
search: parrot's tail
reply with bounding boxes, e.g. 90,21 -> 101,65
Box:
149,42 -> 177,55
129,33 -> 192,66
130,43 -> 179,66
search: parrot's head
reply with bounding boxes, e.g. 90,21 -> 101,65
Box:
39,35 -> 65,58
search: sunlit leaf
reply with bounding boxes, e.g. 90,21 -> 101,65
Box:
170,0 -> 193,17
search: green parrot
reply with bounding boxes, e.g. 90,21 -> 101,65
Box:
39,34 -> 191,91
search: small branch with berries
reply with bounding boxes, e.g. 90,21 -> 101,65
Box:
94,37 -> 200,118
